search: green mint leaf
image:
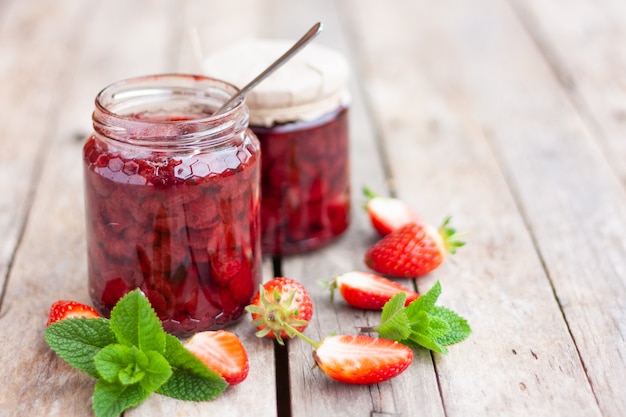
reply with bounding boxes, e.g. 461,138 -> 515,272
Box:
406,310 -> 430,334
44,318 -> 116,378
432,306 -> 472,346
375,293 -> 411,341
405,281 -> 441,318
94,344 -> 149,385
418,314 -> 451,339
94,344 -> 173,392
93,380 -> 150,417
405,331 -> 448,354
384,281 -> 471,354
141,350 -> 174,392
157,334 -> 227,401
109,289 -> 166,354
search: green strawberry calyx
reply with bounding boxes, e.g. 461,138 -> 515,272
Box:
438,216 -> 466,255
246,285 -> 310,345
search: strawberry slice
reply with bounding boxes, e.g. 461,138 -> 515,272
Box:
312,334 -> 413,384
184,330 -> 249,385
364,187 -> 420,236
246,277 -> 314,345
330,271 -> 419,310
46,300 -> 99,326
364,218 -> 464,278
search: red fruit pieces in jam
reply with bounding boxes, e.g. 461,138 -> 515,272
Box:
257,107 -> 350,254
84,134 -> 261,335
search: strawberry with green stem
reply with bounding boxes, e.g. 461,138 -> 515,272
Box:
260,318 -> 414,385
365,217 -> 465,278
246,277 -> 413,384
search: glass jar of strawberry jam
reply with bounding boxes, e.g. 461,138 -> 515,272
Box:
204,40 -> 351,255
83,74 -> 261,336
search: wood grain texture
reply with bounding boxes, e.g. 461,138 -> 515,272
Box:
344,0 -> 612,415
508,0 -> 626,185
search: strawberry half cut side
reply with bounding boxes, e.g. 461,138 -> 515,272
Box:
312,334 -> 413,385
184,330 -> 250,385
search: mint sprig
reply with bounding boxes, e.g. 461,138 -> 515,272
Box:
44,290 -> 227,417
361,281 -> 471,353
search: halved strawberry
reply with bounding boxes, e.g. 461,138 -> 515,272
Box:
364,187 -> 420,236
329,271 -> 419,310
184,330 -> 249,385
246,277 -> 314,345
46,300 -> 99,326
364,217 -> 464,278
312,334 -> 413,385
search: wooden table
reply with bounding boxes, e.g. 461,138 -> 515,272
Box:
1,0 -> 625,416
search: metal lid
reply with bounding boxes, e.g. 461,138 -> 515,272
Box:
203,39 -> 350,126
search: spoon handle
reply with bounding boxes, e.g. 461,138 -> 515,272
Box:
213,22 -> 324,115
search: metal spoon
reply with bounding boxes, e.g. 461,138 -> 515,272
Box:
213,22 -> 324,116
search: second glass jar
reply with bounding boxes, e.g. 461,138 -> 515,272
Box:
204,39 -> 351,254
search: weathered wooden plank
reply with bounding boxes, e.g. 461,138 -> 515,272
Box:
0,2 -> 96,415
503,0 -> 626,415
343,0 -> 610,416
508,0 -> 626,186
0,0 -> 89,314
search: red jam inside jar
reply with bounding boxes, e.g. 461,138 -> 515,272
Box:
83,74 -> 261,336
254,106 -> 350,254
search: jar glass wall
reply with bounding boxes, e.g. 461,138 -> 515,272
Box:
83,74 -> 262,336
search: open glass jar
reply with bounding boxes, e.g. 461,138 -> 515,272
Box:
204,40 -> 351,255
83,74 -> 261,336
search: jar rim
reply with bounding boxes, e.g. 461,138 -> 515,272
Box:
94,73 -> 244,124
92,74 -> 250,151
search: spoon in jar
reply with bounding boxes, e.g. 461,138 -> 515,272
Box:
213,22 -> 323,116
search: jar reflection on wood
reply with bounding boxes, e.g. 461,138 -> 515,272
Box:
204,40 -> 351,255
83,74 -> 262,336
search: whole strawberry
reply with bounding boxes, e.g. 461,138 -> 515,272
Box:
328,271 -> 419,310
246,277 -> 314,345
364,217 -> 464,278
364,187 -> 420,236
312,334 -> 413,385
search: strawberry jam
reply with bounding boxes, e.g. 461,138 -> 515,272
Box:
254,106 -> 350,254
84,74 -> 261,336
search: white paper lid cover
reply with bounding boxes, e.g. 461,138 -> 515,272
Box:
202,39 -> 350,126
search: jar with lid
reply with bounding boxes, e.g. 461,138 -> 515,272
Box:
83,74 -> 262,336
204,40 -> 351,255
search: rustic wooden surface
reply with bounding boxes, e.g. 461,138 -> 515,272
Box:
1,0 -> 625,416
